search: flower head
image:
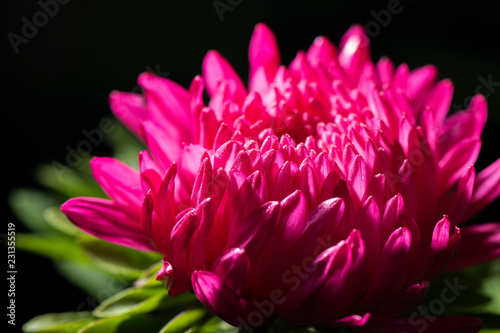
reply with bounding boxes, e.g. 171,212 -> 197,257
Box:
62,23 -> 500,331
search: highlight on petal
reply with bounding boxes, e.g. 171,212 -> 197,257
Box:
249,23 -> 281,90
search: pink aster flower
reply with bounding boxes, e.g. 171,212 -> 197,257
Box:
61,24 -> 500,332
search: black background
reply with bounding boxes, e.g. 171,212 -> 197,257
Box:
2,0 -> 500,328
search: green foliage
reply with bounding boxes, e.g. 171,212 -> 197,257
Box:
78,237 -> 163,278
22,312 -> 95,333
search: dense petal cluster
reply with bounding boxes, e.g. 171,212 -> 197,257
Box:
62,24 -> 500,330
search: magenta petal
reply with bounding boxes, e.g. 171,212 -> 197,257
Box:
90,157 -> 142,209
141,120 -> 182,170
338,25 -> 370,86
467,157 -> 500,219
439,137 -> 481,191
212,248 -> 250,292
137,72 -> 191,131
61,197 -> 154,252
227,201 -> 280,260
140,193 -> 156,251
362,227 -> 412,307
191,158 -> 213,207
109,91 -> 147,139
168,209 -> 197,295
363,315 -> 482,333
306,36 -> 337,67
447,222 -> 500,270
192,270 -> 259,327
249,23 -> 281,90
203,50 -> 247,104
407,64 -> 437,113
424,79 -> 454,126
336,313 -> 371,326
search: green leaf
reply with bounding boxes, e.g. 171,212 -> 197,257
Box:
159,308 -> 208,333
78,315 -> 166,333
133,262 -> 164,289
93,287 -> 166,317
8,189 -> 62,232
55,260 -> 128,298
16,234 -> 89,262
35,162 -> 105,199
480,330 -> 500,333
193,316 -> 239,333
93,286 -> 196,318
22,312 -> 94,333
78,237 -> 163,277
44,206 -> 84,236
422,259 -> 500,317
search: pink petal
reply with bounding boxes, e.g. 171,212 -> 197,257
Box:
338,25 -> 371,87
141,120 -> 183,170
249,23 -> 281,90
407,65 -> 437,114
203,50 -> 247,104
168,209 -> 197,295
466,157 -> 500,220
439,95 -> 487,154
447,222 -> 500,270
212,248 -> 251,292
192,270 -> 259,327
109,91 -> 147,139
139,150 -> 162,196
362,227 -> 412,308
61,197 -> 154,252
90,157 -> 142,209
226,201 -> 280,260
190,158 -> 213,207
307,36 -> 337,67
439,137 -> 481,191
423,79 -> 454,126
138,72 -> 192,131
376,57 -> 394,89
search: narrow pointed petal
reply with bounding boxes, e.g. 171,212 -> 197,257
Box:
138,72 -> 191,131
338,25 -> 370,86
362,227 -> 412,307
203,50 -> 247,104
192,270 -> 259,327
466,157 -> 500,219
439,137 -> 481,191
141,120 -> 182,170
109,91 -> 147,138
90,157 -> 142,208
212,248 -> 251,292
249,23 -> 281,89
423,79 -> 454,126
307,36 -> 337,66
227,201 -> 280,260
447,222 -> 500,270
61,197 -> 154,251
